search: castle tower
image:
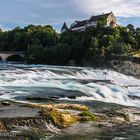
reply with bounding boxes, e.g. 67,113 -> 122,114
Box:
61,22 -> 68,33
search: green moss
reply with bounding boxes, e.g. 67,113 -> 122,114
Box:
26,103 -> 89,111
79,111 -> 93,117
79,111 -> 96,121
56,104 -> 89,111
40,109 -> 78,128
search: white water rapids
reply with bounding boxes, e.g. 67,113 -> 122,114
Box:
0,64 -> 140,107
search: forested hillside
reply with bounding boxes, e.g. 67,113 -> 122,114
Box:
0,23 -> 140,65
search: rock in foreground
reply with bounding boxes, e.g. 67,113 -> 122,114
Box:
0,101 -> 140,139
26,103 -> 89,111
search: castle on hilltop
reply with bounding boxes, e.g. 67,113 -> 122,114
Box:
61,12 -> 117,33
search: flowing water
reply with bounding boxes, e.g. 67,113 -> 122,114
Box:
0,63 -> 140,107
0,63 -> 140,140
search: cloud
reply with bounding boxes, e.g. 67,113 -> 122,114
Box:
73,0 -> 140,18
0,0 -> 80,25
0,0 -> 139,30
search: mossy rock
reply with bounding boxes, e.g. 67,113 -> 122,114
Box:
26,96 -> 57,101
40,109 -> 78,128
27,103 -> 89,111
1,101 -> 12,106
55,104 -> 89,111
101,109 -> 130,122
79,111 -> 96,121
25,128 -> 47,140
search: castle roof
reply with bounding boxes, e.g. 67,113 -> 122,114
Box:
88,12 -> 112,22
71,20 -> 88,29
70,12 -> 114,29
61,22 -> 68,30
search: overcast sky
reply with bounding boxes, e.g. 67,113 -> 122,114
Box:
0,0 -> 140,31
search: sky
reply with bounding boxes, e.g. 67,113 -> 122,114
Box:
0,0 -> 140,32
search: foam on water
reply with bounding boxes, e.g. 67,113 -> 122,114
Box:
0,64 -> 140,107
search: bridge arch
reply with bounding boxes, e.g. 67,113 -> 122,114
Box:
0,52 -> 26,62
6,54 -> 25,62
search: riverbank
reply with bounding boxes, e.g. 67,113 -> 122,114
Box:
0,100 -> 140,139
83,59 -> 140,79
110,60 -> 140,79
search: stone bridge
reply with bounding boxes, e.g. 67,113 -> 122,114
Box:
0,51 -> 26,62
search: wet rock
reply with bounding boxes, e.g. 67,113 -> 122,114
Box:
1,101 -> 11,106
40,109 -> 78,128
36,103 -> 100,128
49,96 -> 59,100
128,95 -> 140,100
26,103 -> 89,111
0,121 -> 5,130
79,111 -> 96,121
25,96 -> 57,101
100,108 -> 130,122
56,95 -> 77,99
111,60 -> 140,78
1,117 -> 49,130
39,108 -> 99,128
68,96 -> 77,99
59,95 -> 65,98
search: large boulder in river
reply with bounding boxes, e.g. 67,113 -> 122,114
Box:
40,109 -> 78,128
1,101 -> 11,106
27,103 -> 97,128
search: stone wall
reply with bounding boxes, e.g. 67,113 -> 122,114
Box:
111,60 -> 140,79
107,13 -> 117,27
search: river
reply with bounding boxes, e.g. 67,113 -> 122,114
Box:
0,63 -> 140,107
0,64 -> 140,140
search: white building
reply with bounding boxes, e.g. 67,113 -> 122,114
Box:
61,12 -> 117,32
